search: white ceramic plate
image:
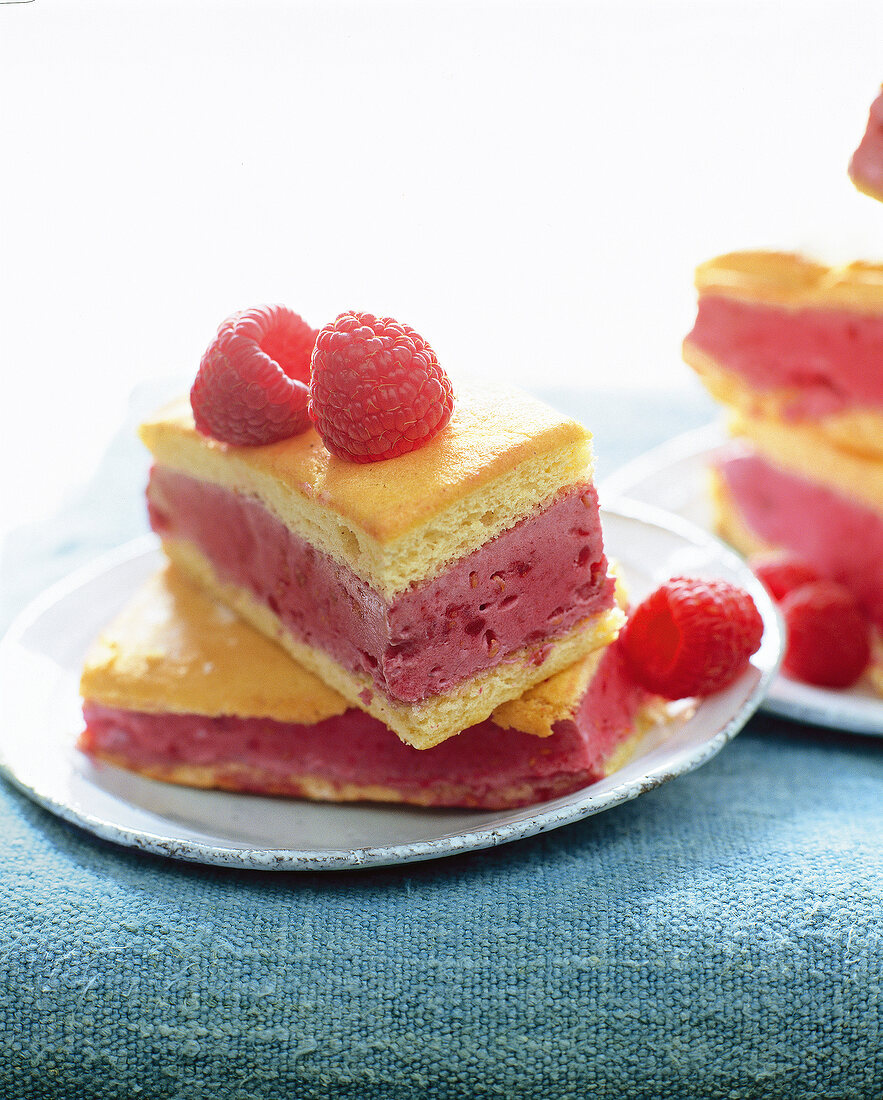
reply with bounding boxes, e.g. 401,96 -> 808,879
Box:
602,424 -> 883,737
0,503 -> 782,871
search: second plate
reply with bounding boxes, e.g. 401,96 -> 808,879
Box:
601,423 -> 883,737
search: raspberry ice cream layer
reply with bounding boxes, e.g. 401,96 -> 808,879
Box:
79,642 -> 652,810
146,468 -> 615,704
687,296 -> 883,420
717,447 -> 883,629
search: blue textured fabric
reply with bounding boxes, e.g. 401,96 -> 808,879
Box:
1,388 -> 881,1100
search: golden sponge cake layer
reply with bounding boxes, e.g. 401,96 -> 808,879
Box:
491,647 -> 605,739
82,563 -> 628,744
80,564 -> 349,724
693,251 -> 883,315
685,345 -> 883,463
77,755 -> 546,808
158,538 -> 625,749
140,386 -> 594,599
727,411 -> 883,515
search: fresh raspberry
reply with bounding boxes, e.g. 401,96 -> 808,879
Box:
309,312 -> 454,463
621,576 -> 764,699
780,581 -> 871,688
191,305 -> 318,446
749,552 -> 823,603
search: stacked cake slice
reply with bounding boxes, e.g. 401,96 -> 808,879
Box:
79,564 -> 665,809
138,384 -> 624,749
683,250 -> 883,691
77,367 -> 673,808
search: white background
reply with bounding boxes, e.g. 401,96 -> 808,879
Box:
2,0 -> 883,540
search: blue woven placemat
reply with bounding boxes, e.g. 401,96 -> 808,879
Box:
1,387 -> 881,1100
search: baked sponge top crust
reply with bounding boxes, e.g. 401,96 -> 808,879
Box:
693,250 -> 883,315
80,564 -> 349,724
80,564 -> 615,739
139,385 -> 594,598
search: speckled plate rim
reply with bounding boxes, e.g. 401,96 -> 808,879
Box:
0,502 -> 782,871
601,423 -> 883,737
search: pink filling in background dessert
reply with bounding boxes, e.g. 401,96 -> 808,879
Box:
79,640 -> 651,809
687,296 -> 883,418
146,469 -> 615,703
717,446 -> 883,630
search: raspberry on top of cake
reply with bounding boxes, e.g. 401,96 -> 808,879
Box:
140,384 -> 623,749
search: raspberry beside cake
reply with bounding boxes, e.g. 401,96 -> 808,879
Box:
139,385 -> 623,749
79,566 -> 665,810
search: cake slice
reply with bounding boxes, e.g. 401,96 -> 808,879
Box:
849,85 -> 883,202
683,250 -> 883,462
79,565 -> 665,809
683,250 -> 883,693
139,385 -> 623,749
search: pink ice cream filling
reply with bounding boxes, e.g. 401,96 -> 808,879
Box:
146,469 -> 615,704
687,296 -> 883,419
717,445 -> 883,629
79,640 -> 651,809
